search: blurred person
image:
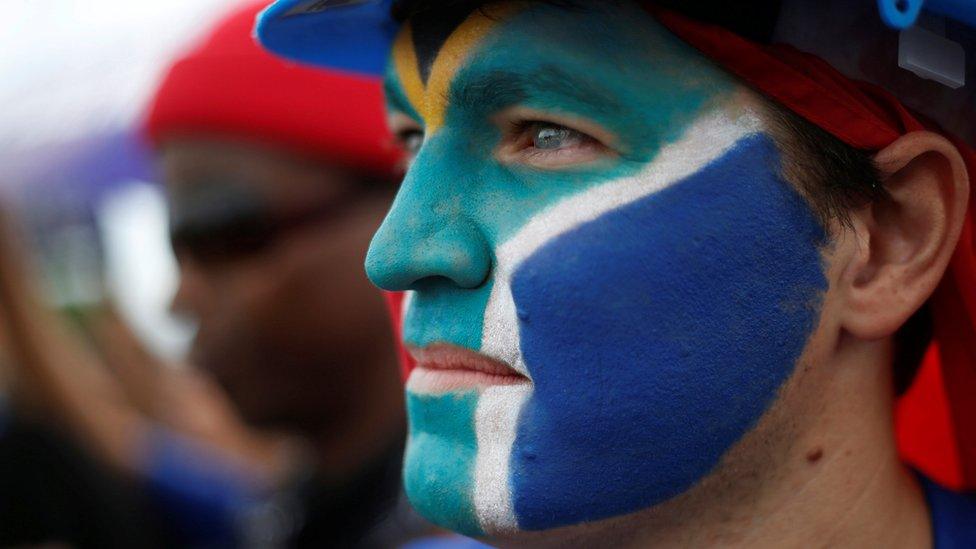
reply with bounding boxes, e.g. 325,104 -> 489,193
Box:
0,200 -> 293,547
144,1 -> 420,546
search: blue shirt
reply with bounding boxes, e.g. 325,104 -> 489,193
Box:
143,427 -> 260,547
921,473 -> 976,549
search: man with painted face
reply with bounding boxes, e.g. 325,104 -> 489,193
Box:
258,0 -> 976,547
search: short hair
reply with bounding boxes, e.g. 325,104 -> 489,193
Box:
765,104 -> 929,390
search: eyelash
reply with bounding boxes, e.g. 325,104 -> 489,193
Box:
501,119 -> 611,170
392,116 -> 610,170
508,120 -> 591,151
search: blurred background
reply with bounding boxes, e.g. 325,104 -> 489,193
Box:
0,1 -> 424,547
0,0 -> 242,358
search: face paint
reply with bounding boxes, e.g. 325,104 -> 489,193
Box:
369,1 -> 828,536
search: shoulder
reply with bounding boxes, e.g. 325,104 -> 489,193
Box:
920,474 -> 976,549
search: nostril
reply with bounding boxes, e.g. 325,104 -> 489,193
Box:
410,275 -> 458,292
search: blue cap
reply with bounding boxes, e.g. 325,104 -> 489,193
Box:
256,0 -> 398,75
257,0 -> 976,77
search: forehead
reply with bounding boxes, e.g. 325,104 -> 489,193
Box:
386,1 -> 732,134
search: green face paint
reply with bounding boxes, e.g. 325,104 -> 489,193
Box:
370,0 -> 824,538
404,390 -> 484,536
372,1 -> 735,347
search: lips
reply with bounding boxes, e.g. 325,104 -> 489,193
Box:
407,343 -> 529,393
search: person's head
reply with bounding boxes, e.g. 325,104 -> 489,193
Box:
160,140 -> 398,432
356,0 -> 973,540
145,1 -> 404,433
256,0 -> 976,543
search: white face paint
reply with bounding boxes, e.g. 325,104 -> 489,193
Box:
373,1 -> 827,538
402,105 -> 771,535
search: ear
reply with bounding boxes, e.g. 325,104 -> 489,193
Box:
840,131 -> 969,340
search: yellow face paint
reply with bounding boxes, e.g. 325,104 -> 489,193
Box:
390,2 -> 523,133
391,24 -> 426,120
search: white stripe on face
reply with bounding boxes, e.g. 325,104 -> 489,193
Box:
471,106 -> 765,532
474,383 -> 532,534
480,107 -> 764,374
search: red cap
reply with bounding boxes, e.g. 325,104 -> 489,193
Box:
144,1 -> 402,177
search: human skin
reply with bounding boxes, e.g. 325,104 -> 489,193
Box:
163,139 -> 405,475
366,1 -> 970,547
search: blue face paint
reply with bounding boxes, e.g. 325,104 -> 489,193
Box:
370,1 -> 830,536
510,134 -> 827,528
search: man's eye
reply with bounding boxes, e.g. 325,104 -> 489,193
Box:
531,124 -> 583,150
397,129 -> 424,155
497,118 -> 610,169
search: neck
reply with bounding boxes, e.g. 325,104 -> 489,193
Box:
671,336 -> 931,549
503,337 -> 932,549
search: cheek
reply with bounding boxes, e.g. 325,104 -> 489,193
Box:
210,265 -> 272,320
403,389 -> 485,537
507,135 -> 828,529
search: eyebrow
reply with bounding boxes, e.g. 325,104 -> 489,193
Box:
448,66 -> 625,116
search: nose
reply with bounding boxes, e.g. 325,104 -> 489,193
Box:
365,192 -> 492,291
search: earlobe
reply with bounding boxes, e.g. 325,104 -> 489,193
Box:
842,131 -> 969,340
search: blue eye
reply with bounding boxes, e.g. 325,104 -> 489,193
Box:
496,114 -> 611,169
531,124 -> 582,150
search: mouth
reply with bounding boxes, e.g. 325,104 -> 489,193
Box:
407,344 -> 530,393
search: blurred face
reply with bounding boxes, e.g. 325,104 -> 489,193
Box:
368,1 -> 831,538
163,140 -> 394,431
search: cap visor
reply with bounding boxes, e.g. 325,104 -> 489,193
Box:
256,0 -> 397,75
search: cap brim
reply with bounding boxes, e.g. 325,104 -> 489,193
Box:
256,0 -> 398,76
